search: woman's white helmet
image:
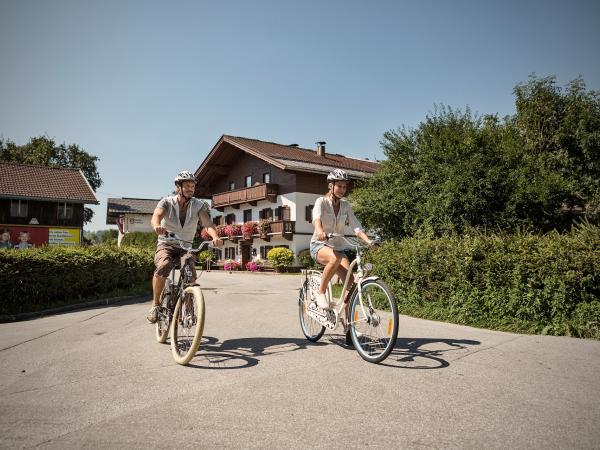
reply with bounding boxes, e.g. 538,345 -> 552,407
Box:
174,170 -> 196,185
327,169 -> 349,182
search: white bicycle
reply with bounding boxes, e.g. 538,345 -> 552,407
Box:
298,234 -> 399,363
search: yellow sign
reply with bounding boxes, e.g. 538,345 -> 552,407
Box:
48,228 -> 80,246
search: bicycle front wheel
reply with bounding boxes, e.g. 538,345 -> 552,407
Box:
298,277 -> 325,342
349,279 -> 398,363
170,286 -> 205,365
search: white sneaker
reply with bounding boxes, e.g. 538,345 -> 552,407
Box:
315,292 -> 330,310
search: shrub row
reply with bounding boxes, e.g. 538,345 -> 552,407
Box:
366,223 -> 600,338
0,245 -> 154,315
121,231 -> 157,249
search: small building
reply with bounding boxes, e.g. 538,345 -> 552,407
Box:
106,197 -> 160,246
194,135 -> 380,268
0,162 -> 98,248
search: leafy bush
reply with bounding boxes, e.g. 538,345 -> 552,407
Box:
121,231 -> 157,248
352,76 -> 600,238
267,247 -> 294,272
297,248 -> 315,268
198,250 -> 214,264
365,222 -> 600,338
0,245 -> 154,315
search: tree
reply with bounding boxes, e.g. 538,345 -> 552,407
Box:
351,75 -> 600,238
0,136 -> 102,224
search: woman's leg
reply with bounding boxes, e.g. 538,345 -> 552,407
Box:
316,246 -> 342,295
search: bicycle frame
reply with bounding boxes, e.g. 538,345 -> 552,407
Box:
302,234 -> 378,330
162,235 -> 213,316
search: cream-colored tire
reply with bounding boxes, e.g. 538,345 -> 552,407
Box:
170,286 -> 205,365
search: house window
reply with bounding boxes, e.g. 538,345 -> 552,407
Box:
226,213 -> 236,225
263,173 -> 270,184
229,182 -> 235,190
243,209 -> 252,223
260,246 -> 273,259
274,205 -> 290,221
225,247 -> 236,260
305,205 -> 314,223
10,200 -> 28,217
245,176 -> 252,188
259,208 -> 273,220
57,203 -> 74,219
213,216 -> 222,226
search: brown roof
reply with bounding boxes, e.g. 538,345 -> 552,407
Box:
106,197 -> 160,224
194,135 -> 380,194
0,162 -> 98,204
221,136 -> 380,174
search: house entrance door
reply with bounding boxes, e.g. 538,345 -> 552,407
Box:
241,242 -> 251,269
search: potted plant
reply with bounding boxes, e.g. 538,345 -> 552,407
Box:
245,260 -> 261,272
224,224 -> 242,242
258,219 -> 271,239
242,221 -> 257,240
200,228 -> 211,241
223,259 -> 240,273
216,224 -> 227,238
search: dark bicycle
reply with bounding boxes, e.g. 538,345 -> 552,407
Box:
155,233 -> 213,365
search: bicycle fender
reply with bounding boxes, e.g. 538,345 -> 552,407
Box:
360,276 -> 380,284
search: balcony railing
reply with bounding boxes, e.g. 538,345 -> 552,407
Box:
213,183 -> 278,209
269,220 -> 294,236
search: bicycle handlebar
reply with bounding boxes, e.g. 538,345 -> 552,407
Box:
162,233 -> 217,252
325,233 -> 380,248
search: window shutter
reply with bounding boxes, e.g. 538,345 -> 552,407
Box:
283,205 -> 290,221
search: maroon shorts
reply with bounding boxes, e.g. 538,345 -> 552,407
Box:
154,245 -> 197,279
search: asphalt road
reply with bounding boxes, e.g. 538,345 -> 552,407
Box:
1,271 -> 599,449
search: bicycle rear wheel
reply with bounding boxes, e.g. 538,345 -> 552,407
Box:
170,286 -> 205,365
349,279 -> 398,363
155,288 -> 171,344
298,276 -> 326,342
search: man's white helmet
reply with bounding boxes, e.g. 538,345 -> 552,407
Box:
327,169 -> 349,182
174,170 -> 196,185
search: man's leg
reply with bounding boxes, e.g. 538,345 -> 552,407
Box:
148,246 -> 173,323
152,275 -> 167,306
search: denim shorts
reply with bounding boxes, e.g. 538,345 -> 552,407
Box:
310,241 -> 347,262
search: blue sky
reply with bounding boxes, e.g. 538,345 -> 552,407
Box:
1,0 -> 599,231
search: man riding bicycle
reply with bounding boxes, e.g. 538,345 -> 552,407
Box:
147,170 -> 223,323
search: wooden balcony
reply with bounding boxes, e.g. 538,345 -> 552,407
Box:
212,183 -> 278,210
269,220 -> 295,240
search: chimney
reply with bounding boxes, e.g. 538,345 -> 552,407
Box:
316,141 -> 326,157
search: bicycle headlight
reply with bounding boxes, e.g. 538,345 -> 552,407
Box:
364,263 -> 373,272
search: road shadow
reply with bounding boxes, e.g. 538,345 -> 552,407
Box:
381,337 -> 480,369
187,335 -> 326,370
327,334 -> 480,369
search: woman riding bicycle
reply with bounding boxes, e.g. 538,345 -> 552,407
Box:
310,169 -> 374,310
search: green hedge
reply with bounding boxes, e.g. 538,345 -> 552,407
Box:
121,231 -> 157,249
0,245 -> 154,315
366,223 -> 600,338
